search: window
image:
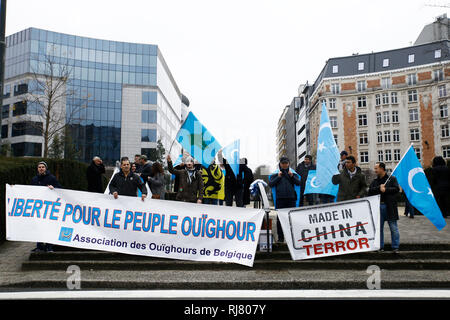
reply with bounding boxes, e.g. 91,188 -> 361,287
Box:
360,151 -> 369,163
377,131 -> 383,143
141,110 -> 157,123
2,105 -> 9,119
330,116 -> 338,128
12,101 -> 27,116
435,49 -> 442,59
409,108 -> 419,122
329,98 -> 336,109
381,77 -> 391,89
3,84 -> 10,99
378,150 -> 384,162
385,149 -> 392,161
358,62 -> 364,71
408,90 -> 418,102
11,142 -> 42,157
331,83 -> 340,94
376,112 -> 382,124
415,148 -> 421,160
383,111 -> 390,123
384,130 -> 391,142
375,94 -> 381,106
392,110 -> 399,123
333,134 -> 338,145
357,96 -> 367,108
332,65 -> 338,74
408,54 -> 415,63
433,69 -> 444,81
393,129 -> 400,142
394,149 -> 401,161
357,80 -> 366,92
407,73 -> 417,86
442,124 -> 450,138
439,85 -> 447,98
410,128 -> 420,141
359,132 -> 368,144
440,105 -> 448,118
358,114 -> 368,126
382,93 -> 389,104
382,58 -> 389,67
142,91 -> 157,105
443,146 -> 450,158
11,121 -> 43,137
141,128 -> 157,142
391,92 -> 398,104
1,125 -> 7,139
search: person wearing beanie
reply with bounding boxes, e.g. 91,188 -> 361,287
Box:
167,154 -> 204,203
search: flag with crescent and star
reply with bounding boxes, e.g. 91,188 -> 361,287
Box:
303,170 -> 339,198
174,112 -> 222,168
391,145 -> 446,231
315,101 -> 340,190
222,139 -> 240,177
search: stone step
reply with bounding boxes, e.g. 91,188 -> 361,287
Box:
28,250 -> 450,261
4,269 -> 450,290
21,258 -> 450,271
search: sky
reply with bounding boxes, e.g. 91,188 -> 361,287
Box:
5,0 -> 449,172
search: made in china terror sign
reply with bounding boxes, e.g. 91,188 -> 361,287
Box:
277,195 -> 380,260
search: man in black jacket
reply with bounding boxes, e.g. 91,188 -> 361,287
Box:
109,158 -> 147,201
368,162 -> 400,253
87,156 -> 105,193
31,161 -> 62,252
295,155 -> 316,206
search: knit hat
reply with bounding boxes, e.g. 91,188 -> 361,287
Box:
38,161 -> 48,169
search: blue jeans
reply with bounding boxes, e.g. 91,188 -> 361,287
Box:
203,198 -> 218,205
380,204 -> 400,250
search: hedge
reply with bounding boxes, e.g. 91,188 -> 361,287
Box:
0,156 -> 91,243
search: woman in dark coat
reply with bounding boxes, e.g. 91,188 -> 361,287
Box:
431,156 -> 450,218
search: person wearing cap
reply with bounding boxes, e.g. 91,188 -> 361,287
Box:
167,155 -> 204,203
31,161 -> 62,252
269,157 -> 301,242
338,151 -> 348,171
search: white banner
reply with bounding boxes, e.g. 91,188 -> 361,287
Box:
6,184 -> 265,267
277,195 -> 380,260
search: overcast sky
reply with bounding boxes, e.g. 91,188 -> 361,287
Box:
5,0 -> 449,171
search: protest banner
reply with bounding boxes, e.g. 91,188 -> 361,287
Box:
277,195 -> 380,260
6,184 -> 265,267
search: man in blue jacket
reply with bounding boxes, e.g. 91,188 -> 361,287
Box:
269,157 -> 301,242
31,161 -> 62,252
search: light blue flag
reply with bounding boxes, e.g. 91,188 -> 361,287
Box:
174,112 -> 222,168
315,101 -> 340,188
304,170 -> 339,198
222,139 -> 240,177
392,145 -> 446,231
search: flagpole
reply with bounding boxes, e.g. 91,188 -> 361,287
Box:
385,143 -> 414,185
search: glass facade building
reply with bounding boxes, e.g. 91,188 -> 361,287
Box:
2,28 -> 188,164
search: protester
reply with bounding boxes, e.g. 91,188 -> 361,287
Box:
431,156 -> 450,218
202,161 -> 225,205
86,156 -> 105,193
133,154 -> 142,173
295,155 -> 316,206
131,162 -> 137,173
338,151 -> 348,171
241,158 -> 255,207
217,149 -> 245,207
31,161 -> 62,252
148,162 -> 166,199
332,155 -> 367,201
368,162 -> 400,253
403,191 -> 415,219
269,157 -> 301,242
139,155 -> 153,184
109,157 -> 147,201
167,155 -> 203,203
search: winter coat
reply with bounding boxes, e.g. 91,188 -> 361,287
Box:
368,174 -> 400,221
149,172 -> 166,199
431,165 -> 450,197
269,166 -> 301,203
31,171 -> 62,188
295,161 -> 316,193
168,161 -> 204,203
109,170 -> 147,197
332,167 -> 367,201
86,161 -> 105,193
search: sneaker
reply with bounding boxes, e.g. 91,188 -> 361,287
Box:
378,248 -> 384,252
392,249 -> 399,254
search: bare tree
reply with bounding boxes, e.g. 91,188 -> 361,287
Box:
24,49 -> 86,158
